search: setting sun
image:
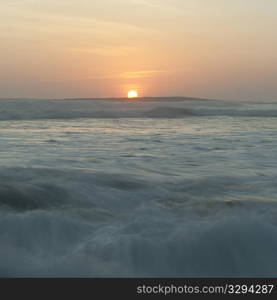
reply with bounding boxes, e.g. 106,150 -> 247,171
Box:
127,90 -> 138,98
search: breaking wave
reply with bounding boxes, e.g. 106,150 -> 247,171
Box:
1,167 -> 277,277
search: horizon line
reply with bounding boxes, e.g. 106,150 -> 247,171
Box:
0,95 -> 218,101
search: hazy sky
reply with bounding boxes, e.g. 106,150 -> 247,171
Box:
1,0 -> 277,100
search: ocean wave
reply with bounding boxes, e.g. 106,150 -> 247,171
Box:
1,99 -> 277,121
1,167 -> 277,277
146,107 -> 195,118
1,207 -> 277,277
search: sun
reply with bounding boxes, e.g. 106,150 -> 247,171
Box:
127,90 -> 138,99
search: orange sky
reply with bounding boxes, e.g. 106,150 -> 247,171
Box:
1,0 -> 277,100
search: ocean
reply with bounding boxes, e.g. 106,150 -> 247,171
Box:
1,98 -> 277,277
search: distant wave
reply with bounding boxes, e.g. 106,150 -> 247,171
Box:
194,108 -> 277,117
146,107 -> 195,117
1,99 -> 277,121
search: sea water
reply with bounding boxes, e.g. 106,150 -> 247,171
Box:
1,98 -> 277,277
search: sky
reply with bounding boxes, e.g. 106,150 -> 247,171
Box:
1,0 -> 277,100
